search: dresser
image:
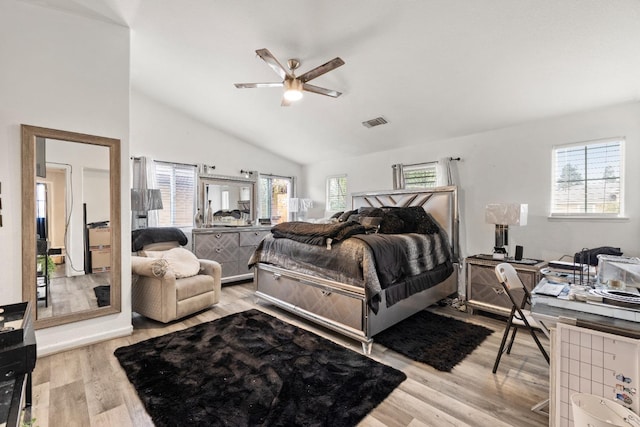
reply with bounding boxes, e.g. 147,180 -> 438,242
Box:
192,226 -> 270,283
466,254 -> 547,315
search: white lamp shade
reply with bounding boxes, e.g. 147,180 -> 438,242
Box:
485,203 -> 528,226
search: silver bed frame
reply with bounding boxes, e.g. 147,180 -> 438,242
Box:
254,186 -> 459,354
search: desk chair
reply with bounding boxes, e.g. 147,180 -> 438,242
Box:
493,263 -> 550,373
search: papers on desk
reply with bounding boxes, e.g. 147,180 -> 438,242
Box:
534,280 -> 568,297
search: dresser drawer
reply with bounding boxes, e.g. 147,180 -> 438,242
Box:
239,230 -> 269,247
194,232 -> 240,262
218,260 -> 240,278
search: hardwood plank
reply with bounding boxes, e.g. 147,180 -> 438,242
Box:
32,281 -> 549,426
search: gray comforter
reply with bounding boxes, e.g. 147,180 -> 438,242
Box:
248,231 -> 451,311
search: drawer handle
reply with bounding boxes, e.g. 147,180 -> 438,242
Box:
215,233 -> 222,239
215,248 -> 223,253
321,290 -> 332,297
4,370 -> 14,378
254,231 -> 259,236
492,287 -> 505,295
273,273 -> 281,280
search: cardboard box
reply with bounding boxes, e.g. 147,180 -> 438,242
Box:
91,249 -> 111,270
89,227 -> 111,249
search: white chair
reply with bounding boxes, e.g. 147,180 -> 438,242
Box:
493,263 -> 550,374
571,393 -> 640,427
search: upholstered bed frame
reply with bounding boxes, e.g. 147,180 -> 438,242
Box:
254,186 -> 459,353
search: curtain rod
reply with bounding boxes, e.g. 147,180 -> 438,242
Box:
397,157 -> 461,168
260,172 -> 293,180
130,156 -> 198,168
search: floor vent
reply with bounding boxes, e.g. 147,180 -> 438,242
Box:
362,116 -> 388,128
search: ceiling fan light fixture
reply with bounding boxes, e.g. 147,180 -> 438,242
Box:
283,78 -> 303,101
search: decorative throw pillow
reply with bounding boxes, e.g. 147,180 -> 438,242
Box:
141,248 -> 201,278
378,207 -> 440,234
161,247 -> 202,278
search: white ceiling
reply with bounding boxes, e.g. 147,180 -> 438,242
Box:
21,0 -> 640,165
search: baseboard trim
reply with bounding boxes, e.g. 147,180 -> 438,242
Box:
36,325 -> 134,357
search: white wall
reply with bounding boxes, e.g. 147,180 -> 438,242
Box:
0,1 -> 131,354
303,102 -> 640,262
131,90 -> 303,183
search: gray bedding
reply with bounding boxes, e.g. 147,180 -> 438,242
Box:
248,230 -> 452,312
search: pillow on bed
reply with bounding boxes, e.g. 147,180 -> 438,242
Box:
378,206 -> 440,234
360,216 -> 383,231
338,209 -> 358,222
143,247 -> 201,278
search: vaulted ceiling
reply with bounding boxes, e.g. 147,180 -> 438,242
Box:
20,0 -> 640,165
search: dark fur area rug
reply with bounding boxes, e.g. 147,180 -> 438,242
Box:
374,310 -> 493,372
114,309 -> 406,427
93,285 -> 110,307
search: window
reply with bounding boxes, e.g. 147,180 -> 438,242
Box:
154,162 -> 197,227
392,162 -> 438,189
551,138 -> 624,217
326,175 -> 347,212
259,175 -> 293,225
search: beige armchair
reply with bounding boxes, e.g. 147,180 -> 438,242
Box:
131,242 -> 221,323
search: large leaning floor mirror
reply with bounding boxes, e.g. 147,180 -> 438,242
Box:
21,125 -> 121,329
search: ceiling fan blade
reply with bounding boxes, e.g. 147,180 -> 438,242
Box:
302,83 -> 342,98
235,82 -> 284,89
298,57 -> 345,83
256,48 -> 289,80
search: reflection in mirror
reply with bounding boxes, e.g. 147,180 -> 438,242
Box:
22,125 -> 121,329
199,176 -> 255,227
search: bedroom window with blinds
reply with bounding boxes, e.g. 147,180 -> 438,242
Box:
326,175 -> 347,212
551,138 -> 624,217
392,162 -> 438,189
154,161 -> 197,227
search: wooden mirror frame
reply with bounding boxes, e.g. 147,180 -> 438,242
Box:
21,125 -> 121,329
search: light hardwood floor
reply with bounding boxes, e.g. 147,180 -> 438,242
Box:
30,282 -> 550,427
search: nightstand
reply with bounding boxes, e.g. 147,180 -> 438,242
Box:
465,254 -> 547,316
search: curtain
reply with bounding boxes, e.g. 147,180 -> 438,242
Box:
436,157 -> 453,186
131,156 -> 160,228
392,163 -> 404,189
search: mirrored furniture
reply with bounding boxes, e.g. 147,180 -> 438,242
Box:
21,125 -> 121,329
193,173 -> 270,283
198,174 -> 255,227
192,227 -> 270,283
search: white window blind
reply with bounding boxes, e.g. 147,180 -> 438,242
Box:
154,162 -> 197,227
551,138 -> 623,216
326,175 -> 347,212
403,163 -> 437,189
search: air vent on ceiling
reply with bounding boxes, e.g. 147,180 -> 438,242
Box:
362,116 -> 388,128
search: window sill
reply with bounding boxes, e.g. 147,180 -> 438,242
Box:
547,215 -> 629,222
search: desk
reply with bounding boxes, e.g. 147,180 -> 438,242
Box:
532,290 -> 640,427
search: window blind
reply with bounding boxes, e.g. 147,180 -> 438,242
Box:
154,162 -> 197,226
326,175 -> 347,212
552,139 -> 623,216
403,163 -> 437,189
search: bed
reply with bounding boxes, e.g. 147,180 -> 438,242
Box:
250,186 -> 459,354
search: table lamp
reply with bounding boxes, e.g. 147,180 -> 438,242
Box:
485,203 -> 528,259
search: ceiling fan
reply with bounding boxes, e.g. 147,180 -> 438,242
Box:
234,48 -> 345,106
